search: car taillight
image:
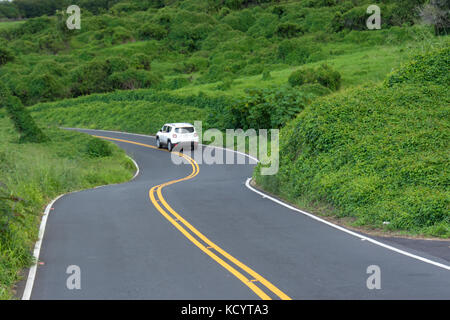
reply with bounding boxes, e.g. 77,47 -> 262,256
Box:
194,133 -> 198,137
172,134 -> 177,138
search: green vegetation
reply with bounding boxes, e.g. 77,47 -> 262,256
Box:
18,0 -> 447,239
288,63 -> 341,91
1,83 -> 47,143
254,47 -> 450,238
31,96 -> 209,135
0,0 -> 445,106
0,113 -> 135,299
0,0 -> 449,299
385,46 -> 449,87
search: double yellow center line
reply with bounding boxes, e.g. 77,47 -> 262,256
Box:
94,135 -> 291,300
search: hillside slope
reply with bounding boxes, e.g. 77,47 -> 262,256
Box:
0,0 -> 438,107
254,47 -> 450,238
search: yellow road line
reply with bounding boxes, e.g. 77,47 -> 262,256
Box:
95,135 -> 292,300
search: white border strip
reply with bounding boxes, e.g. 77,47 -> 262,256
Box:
127,155 -> 140,180
245,178 -> 450,271
22,194 -> 65,300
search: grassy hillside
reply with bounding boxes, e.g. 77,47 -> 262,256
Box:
0,0 -> 437,106
28,31 -> 448,132
254,47 -> 450,238
0,113 -> 135,299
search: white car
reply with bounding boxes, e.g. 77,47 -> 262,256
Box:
156,123 -> 199,151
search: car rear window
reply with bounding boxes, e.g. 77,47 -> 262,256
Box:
175,127 -> 195,133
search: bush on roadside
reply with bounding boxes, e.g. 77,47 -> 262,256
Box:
85,138 -> 112,158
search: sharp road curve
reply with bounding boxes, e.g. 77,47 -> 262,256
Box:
26,129 -> 450,299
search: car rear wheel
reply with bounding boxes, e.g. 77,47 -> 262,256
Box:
167,140 -> 173,152
156,137 -> 161,148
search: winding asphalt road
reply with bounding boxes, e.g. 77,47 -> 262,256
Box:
27,129 -> 450,300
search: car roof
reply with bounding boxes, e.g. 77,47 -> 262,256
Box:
166,123 -> 194,127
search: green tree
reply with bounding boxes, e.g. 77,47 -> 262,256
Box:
0,83 -> 47,143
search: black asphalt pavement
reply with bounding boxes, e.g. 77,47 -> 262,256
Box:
29,129 -> 450,300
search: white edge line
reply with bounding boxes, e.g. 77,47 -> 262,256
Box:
22,145 -> 140,300
126,155 -> 140,180
245,178 -> 450,271
22,194 -> 64,300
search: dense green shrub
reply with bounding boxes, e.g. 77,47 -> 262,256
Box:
277,39 -> 319,65
247,13 -> 278,38
106,56 -> 129,73
288,68 -> 316,87
37,32 -> 65,54
289,64 -> 341,91
222,9 -> 256,32
28,73 -> 67,104
7,39 -> 38,55
70,60 -> 112,96
110,1 -> 140,15
138,22 -> 168,40
315,64 -> 342,91
85,138 -> 112,157
0,83 -> 47,143
0,47 -> 14,66
130,53 -> 151,70
385,47 -> 450,87
174,56 -> 209,74
108,69 -> 162,90
392,0 -> 428,26
111,26 -> 134,44
16,16 -> 52,35
331,6 -> 368,32
226,86 -> 311,130
275,23 -> 303,38
0,2 -> 20,19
